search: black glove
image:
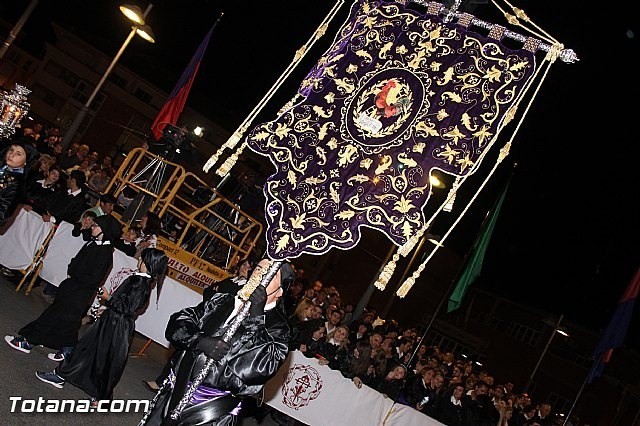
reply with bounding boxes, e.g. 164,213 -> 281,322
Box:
197,336 -> 230,361
248,285 -> 267,317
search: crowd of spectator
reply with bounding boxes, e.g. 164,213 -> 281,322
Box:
271,265 -> 568,426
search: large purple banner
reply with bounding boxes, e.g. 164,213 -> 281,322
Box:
246,1 -> 536,260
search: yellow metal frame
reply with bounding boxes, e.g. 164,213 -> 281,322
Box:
105,148 -> 263,291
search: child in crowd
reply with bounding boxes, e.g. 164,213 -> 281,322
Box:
71,210 -> 98,240
134,212 -> 161,259
0,141 -> 38,229
114,225 -> 141,257
36,248 -> 168,405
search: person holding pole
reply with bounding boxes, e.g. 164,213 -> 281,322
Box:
140,258 -> 292,425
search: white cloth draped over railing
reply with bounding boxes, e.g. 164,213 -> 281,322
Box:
264,350 -> 443,426
0,209 -> 54,270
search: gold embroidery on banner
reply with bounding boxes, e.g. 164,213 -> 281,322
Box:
248,2 -> 532,256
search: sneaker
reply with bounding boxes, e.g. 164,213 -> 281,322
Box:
4,335 -> 33,354
35,371 -> 65,389
48,351 -> 65,362
1,266 -> 15,277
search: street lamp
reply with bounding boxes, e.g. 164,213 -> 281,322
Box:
523,314 -> 570,392
61,3 -> 155,149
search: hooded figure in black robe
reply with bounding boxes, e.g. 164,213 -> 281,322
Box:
55,248 -> 169,400
16,214 -> 121,350
141,259 -> 293,426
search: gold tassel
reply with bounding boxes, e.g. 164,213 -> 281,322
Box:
397,263 -> 426,298
203,127 -> 247,172
443,177 -> 461,212
374,253 -> 400,290
216,142 -> 247,178
238,259 -> 272,301
203,152 -> 221,173
396,276 -> 415,298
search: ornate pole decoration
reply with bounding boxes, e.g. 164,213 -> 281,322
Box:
0,84 -> 31,139
167,259 -> 283,421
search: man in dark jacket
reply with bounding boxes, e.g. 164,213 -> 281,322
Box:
462,380 -> 493,426
44,169 -> 88,225
141,259 -> 292,425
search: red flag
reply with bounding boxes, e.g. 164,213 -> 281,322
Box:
587,266 -> 640,383
150,19 -> 219,140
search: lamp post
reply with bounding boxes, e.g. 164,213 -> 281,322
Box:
61,3 -> 155,150
0,0 -> 39,60
523,314 -> 569,392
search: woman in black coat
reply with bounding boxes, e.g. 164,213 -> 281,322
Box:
437,384 -> 466,426
35,248 -> 168,402
332,340 -> 376,389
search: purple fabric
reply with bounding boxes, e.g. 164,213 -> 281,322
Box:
246,1 -> 536,260
188,382 -> 242,415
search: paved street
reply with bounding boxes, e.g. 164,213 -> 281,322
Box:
0,274 -> 282,425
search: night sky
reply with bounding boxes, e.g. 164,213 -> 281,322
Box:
1,1 -> 638,345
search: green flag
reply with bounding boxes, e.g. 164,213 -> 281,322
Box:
447,182 -> 510,312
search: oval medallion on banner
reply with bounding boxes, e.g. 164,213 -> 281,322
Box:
344,68 -> 428,151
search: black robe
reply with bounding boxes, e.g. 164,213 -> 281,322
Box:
19,241 -> 113,349
46,189 -> 88,224
57,273 -> 152,399
0,167 -> 26,226
142,292 -> 290,425
25,178 -> 61,215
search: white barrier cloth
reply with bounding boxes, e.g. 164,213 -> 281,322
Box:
135,271 -> 201,348
38,221 -> 85,286
0,209 -> 53,270
264,351 -> 444,426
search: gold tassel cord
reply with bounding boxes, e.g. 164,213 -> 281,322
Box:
394,53 -> 561,297
397,144 -> 506,298
498,0 -> 560,44
202,0 -> 346,173
490,0 -> 552,44
394,27 -> 558,297
374,253 -> 401,291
